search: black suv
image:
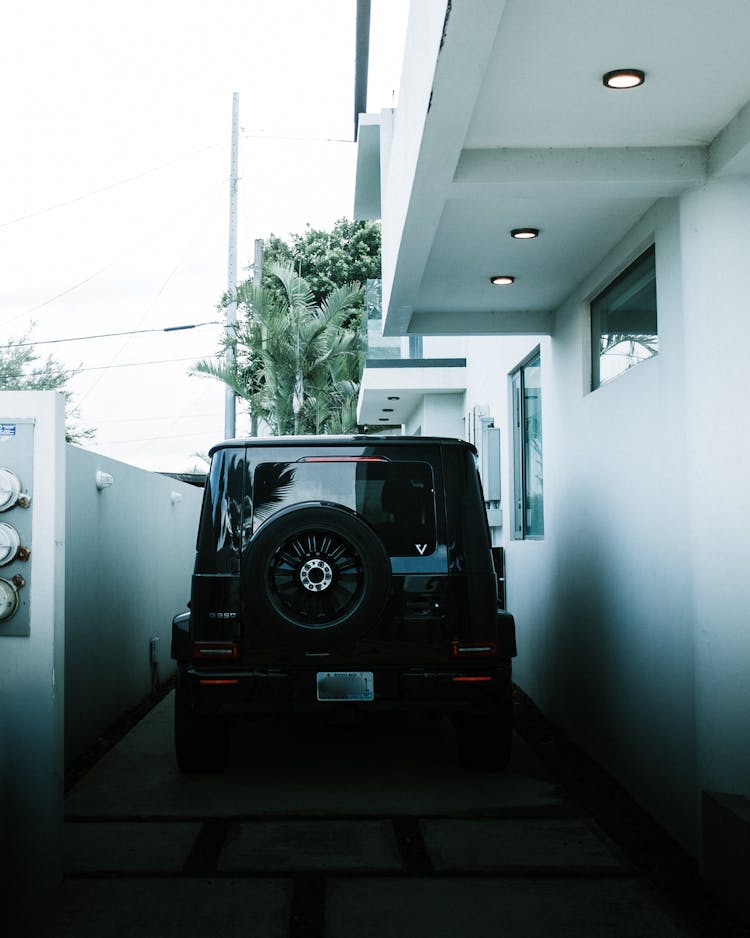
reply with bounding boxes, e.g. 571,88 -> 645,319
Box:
171,436 -> 516,771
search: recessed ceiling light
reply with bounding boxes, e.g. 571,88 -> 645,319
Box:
602,68 -> 645,89
510,228 -> 539,240
490,275 -> 515,286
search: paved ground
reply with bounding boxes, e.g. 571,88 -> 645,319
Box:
42,694 -> 715,937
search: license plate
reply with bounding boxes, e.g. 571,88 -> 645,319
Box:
316,671 -> 374,701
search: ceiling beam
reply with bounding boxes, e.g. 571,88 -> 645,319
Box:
409,309 -> 554,336
454,147 -> 707,196
709,97 -> 750,176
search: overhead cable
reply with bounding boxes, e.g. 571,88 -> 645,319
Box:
4,322 -> 222,349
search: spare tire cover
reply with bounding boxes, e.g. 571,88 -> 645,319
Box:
244,503 -> 391,645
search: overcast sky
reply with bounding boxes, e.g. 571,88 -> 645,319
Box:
1,0 -> 408,471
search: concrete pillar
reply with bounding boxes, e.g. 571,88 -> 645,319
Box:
679,179 -> 750,905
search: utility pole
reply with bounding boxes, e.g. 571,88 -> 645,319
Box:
251,238 -> 264,436
224,92 -> 240,440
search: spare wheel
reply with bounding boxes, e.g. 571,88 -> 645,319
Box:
245,503 -> 391,645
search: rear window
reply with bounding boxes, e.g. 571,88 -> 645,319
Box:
253,460 -> 436,558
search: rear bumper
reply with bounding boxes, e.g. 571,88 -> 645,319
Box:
178,661 -> 512,717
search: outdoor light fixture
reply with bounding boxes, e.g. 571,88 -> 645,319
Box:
95,470 -> 114,491
490,275 -> 515,286
510,228 -> 539,240
602,69 -> 645,89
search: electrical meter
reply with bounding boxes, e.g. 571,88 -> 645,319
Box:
0,577 -> 20,621
0,468 -> 22,512
0,523 -> 21,565
0,419 -> 34,636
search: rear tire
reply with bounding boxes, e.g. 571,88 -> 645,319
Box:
174,684 -> 231,773
455,701 -> 512,771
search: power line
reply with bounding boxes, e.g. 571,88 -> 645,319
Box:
76,354 -> 218,373
94,412 -> 221,425
98,428 -> 224,445
0,262 -> 116,330
0,142 -> 222,230
241,129 -> 355,144
0,130 -> 351,232
4,322 -> 222,349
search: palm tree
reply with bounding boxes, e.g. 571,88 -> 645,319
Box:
194,262 -> 364,435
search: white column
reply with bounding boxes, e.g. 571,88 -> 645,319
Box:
679,179 -> 750,800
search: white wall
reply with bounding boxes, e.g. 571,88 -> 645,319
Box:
392,183 -> 750,880
679,180 -> 750,801
0,392 -> 66,928
381,0 -> 448,317
404,391 -> 465,438
65,445 -> 202,761
0,391 -> 203,925
516,198 -> 700,850
472,188 -> 750,858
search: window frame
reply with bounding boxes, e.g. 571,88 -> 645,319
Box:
590,244 -> 658,390
510,347 -> 544,541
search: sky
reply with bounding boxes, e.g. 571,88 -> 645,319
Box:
1,0 -> 408,472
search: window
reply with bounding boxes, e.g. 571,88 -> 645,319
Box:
591,245 -> 657,389
408,334 -> 423,358
253,460 -> 436,558
511,350 -> 544,538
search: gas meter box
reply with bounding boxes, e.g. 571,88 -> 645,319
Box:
0,419 -> 34,637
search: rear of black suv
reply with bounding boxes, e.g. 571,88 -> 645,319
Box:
171,436 -> 516,771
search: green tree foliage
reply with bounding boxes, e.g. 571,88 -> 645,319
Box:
262,218 -> 381,306
194,262 -> 364,435
0,329 -> 93,443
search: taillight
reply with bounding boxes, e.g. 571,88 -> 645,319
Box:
451,641 -> 497,658
192,641 -> 238,660
451,675 -> 493,683
199,678 -> 239,685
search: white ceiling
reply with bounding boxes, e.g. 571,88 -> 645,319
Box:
377,0 -> 750,336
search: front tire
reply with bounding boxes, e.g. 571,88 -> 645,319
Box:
174,683 -> 231,773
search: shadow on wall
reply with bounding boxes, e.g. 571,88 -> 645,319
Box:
541,504 -> 699,855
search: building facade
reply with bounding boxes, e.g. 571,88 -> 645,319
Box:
355,0 -> 750,913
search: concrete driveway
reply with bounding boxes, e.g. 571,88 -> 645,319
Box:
45,694 -> 700,938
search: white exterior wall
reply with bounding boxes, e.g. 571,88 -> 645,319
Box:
679,180 -> 750,801
404,392 -> 465,438
510,198 -> 700,850
65,446 -> 202,761
411,193 -> 747,854
0,392 -> 204,919
461,188 -> 750,856
362,0 -> 750,893
380,181 -> 750,864
0,392 -> 66,923
380,0 -> 447,318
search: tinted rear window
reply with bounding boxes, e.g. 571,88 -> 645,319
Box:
253,460 -> 436,558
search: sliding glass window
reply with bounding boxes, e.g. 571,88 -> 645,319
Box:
511,349 -> 544,539
591,245 -> 657,389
